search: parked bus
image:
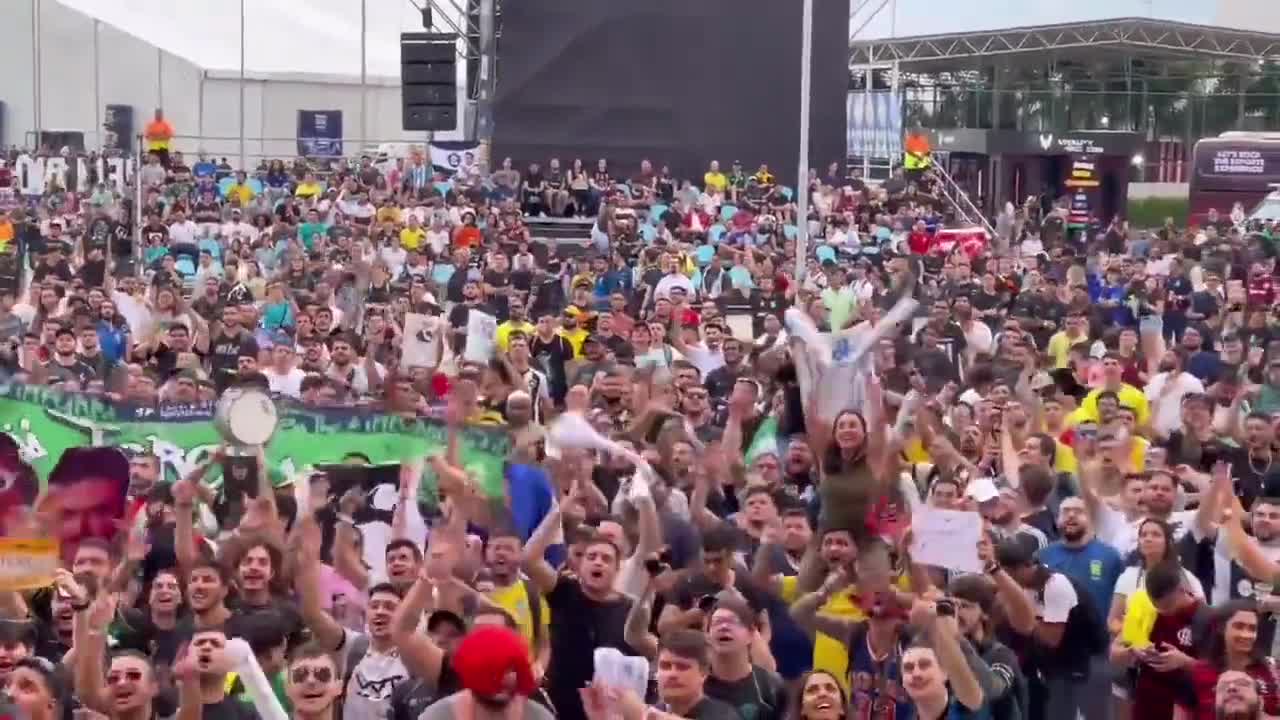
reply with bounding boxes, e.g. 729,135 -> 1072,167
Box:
1189,132 -> 1280,226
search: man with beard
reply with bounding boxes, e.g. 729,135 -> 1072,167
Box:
523,504 -> 637,720
483,527 -> 551,664
296,514 -> 426,720
1214,670 -> 1265,720
1087,466 -> 1196,556
43,326 -> 96,386
284,644 -> 344,720
1201,466 -> 1280,613
1034,497 -> 1122,720
209,305 -> 259,392
127,453 -> 162,504
419,626 -> 552,720
231,542 -> 303,644
324,335 -> 381,398
1037,497 -> 1124,623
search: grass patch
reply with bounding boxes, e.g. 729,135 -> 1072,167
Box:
1127,197 -> 1188,228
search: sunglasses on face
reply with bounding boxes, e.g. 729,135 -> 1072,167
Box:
107,670 -> 144,684
291,665 -> 334,684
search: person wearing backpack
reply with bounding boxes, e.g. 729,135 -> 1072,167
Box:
995,536 -> 1112,720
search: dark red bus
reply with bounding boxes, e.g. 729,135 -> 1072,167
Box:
1189,132 -> 1280,226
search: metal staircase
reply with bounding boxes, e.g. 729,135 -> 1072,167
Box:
931,161 -> 997,238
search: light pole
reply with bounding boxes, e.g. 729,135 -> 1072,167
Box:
360,0 -> 368,150
239,0 -> 246,170
794,0 -> 813,282
31,0 -> 41,150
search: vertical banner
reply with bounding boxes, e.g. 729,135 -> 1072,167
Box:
297,110 -> 344,157
846,90 -> 902,167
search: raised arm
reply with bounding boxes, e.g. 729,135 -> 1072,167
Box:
913,601 -> 985,711
291,516 -> 345,651
172,453 -> 220,576
1226,503 -> 1280,584
789,568 -> 860,641
521,503 -> 563,595
623,583 -> 660,661
70,576 -> 117,712
391,567 -> 447,688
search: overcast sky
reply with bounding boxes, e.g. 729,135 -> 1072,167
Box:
856,0 -> 1225,39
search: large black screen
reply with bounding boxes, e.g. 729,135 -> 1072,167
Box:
491,0 -> 849,184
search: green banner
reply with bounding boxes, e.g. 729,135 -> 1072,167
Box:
0,384 -> 510,500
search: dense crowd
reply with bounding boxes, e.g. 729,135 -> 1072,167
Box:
0,139 -> 1279,720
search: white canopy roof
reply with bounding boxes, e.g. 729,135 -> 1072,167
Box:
54,0 -> 455,79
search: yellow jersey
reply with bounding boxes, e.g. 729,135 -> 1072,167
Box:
400,227 -> 427,251
496,320 -> 536,352
558,328 -> 588,358
487,580 -> 549,661
1075,384 -> 1150,427
779,573 -> 912,688
703,171 -> 728,193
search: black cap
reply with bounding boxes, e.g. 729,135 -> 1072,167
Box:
995,535 -> 1039,570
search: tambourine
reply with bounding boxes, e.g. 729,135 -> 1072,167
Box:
214,388 -> 278,447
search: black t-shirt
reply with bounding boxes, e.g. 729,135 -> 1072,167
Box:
704,666 -> 787,720
670,571 -> 768,615
484,269 -> 513,322
144,343 -> 207,383
33,259 -> 74,283
680,696 -> 742,720
229,598 -> 307,649
545,576 -> 636,720
530,334 -> 574,400
45,355 -> 98,386
112,607 -> 190,666
80,258 -> 107,287
386,656 -> 462,720
202,696 -> 260,720
209,329 -> 259,384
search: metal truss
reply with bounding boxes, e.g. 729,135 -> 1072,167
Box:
850,17 -> 1280,68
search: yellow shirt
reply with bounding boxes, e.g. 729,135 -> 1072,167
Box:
1056,436 -> 1147,476
400,227 -> 427,251
488,580 -> 549,661
1076,384 -> 1150,427
558,328 -> 588,358
1046,331 -> 1087,369
378,206 -> 402,225
226,183 -> 255,204
295,181 -> 323,199
496,320 -> 536,352
703,171 -> 727,193
780,574 -> 912,688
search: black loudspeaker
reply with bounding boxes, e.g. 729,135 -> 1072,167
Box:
103,104 -> 134,154
401,33 -> 458,131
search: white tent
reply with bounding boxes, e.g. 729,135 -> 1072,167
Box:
0,0 -> 467,162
